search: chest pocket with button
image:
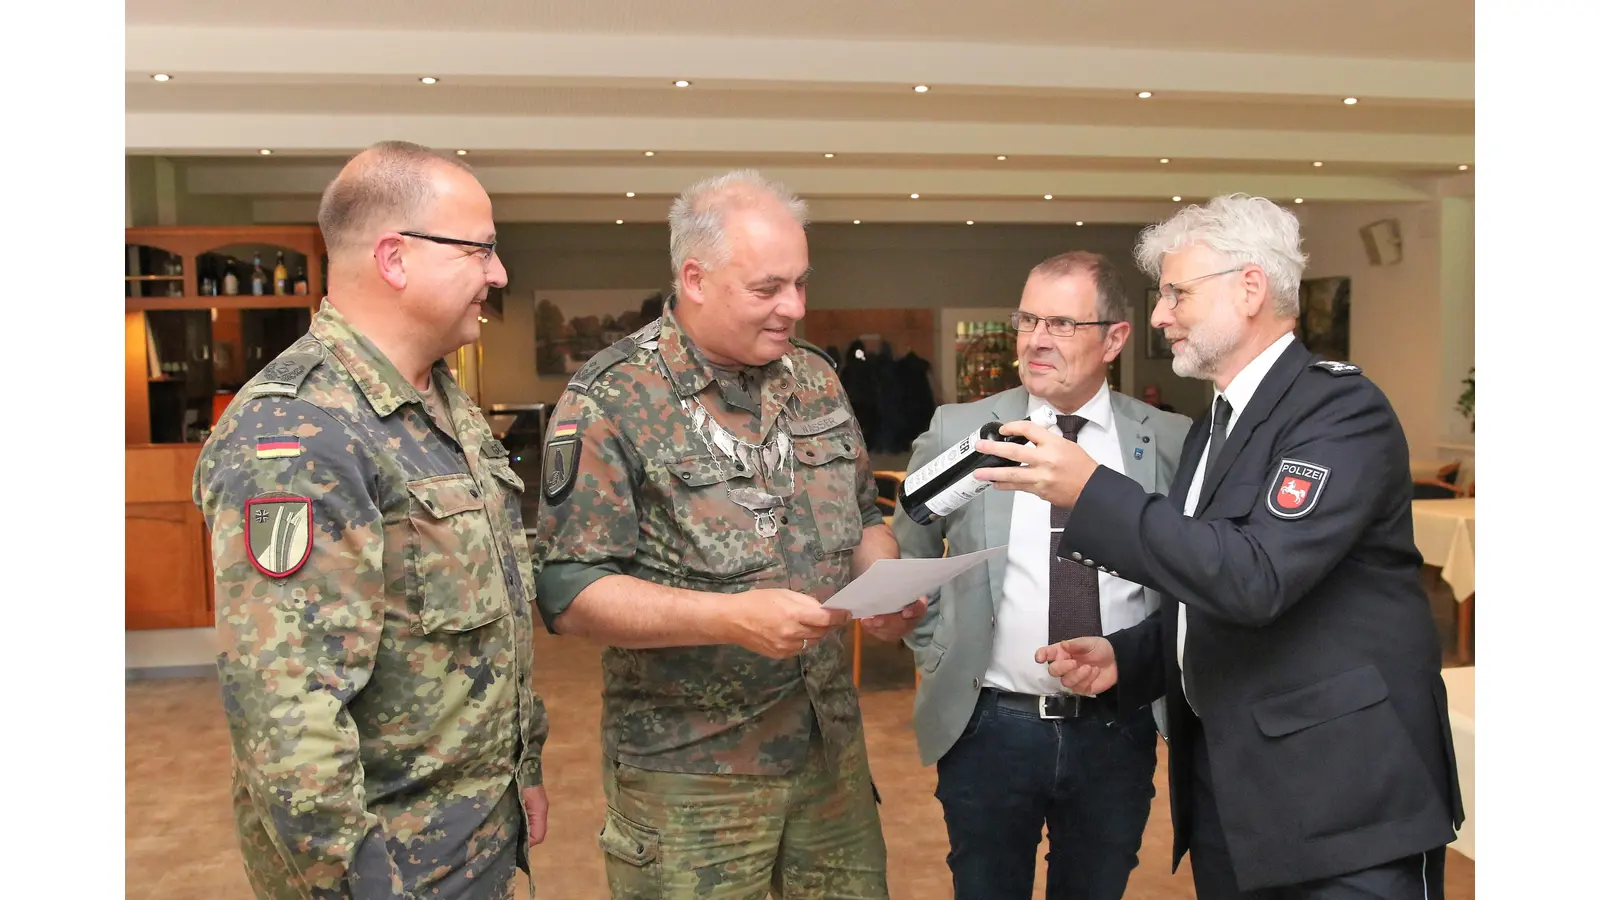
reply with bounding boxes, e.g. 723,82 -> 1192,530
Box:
656,454 -> 783,583
794,431 -> 864,555
405,473 -> 511,632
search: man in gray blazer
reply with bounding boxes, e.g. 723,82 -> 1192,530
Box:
892,250 -> 1190,900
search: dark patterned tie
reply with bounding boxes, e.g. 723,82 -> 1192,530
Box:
1048,414 -> 1101,643
1202,395 -> 1234,491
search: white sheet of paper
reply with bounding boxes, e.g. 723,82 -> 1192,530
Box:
823,546 -> 1008,619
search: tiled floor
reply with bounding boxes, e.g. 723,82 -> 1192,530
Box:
127,627 -> 1474,899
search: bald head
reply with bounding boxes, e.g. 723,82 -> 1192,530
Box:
317,140 -> 474,260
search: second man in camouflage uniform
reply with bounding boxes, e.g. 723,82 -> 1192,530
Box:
533,170 -> 918,899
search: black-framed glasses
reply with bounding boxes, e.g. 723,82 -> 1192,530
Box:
1009,310 -> 1115,337
1155,266 -> 1245,308
399,231 -> 498,260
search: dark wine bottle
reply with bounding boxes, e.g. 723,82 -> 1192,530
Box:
897,420 -> 1029,525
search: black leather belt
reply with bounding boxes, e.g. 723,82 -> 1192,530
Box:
986,687 -> 1105,720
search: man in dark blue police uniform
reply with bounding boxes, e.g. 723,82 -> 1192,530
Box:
972,194 -> 1463,900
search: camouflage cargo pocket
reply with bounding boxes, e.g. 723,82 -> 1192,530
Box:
405,473 -> 512,633
598,806 -> 662,898
659,454 -> 782,582
794,433 -> 864,554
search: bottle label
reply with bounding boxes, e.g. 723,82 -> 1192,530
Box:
903,425 -> 985,495
924,473 -> 992,517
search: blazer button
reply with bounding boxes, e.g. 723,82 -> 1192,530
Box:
1071,552 -> 1083,561
1083,558 -> 1094,567
972,678 -> 981,690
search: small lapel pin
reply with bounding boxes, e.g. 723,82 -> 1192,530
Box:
1134,447 -> 1145,460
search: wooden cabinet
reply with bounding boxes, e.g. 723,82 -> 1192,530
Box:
126,444 -> 212,630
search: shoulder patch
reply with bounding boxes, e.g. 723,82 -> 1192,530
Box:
567,319 -> 661,394
542,421 -> 582,504
248,343 -> 326,398
788,337 -> 837,370
1310,360 -> 1362,376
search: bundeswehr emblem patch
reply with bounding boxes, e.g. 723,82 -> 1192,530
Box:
244,496 -> 313,577
543,422 -> 581,504
1266,458 -> 1329,520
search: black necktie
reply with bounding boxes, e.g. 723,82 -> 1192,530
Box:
1049,414 -> 1101,643
1202,395 -> 1233,491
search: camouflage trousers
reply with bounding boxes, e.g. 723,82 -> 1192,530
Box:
597,730 -> 889,899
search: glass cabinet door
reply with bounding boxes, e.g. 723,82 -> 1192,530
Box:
142,306 -> 312,443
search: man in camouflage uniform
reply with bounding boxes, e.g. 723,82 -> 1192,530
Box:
193,141 -> 550,900
532,170 -> 923,899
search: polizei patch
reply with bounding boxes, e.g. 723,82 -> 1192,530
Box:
1266,459 -> 1330,519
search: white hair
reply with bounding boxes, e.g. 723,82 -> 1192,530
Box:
668,169 -> 809,293
1134,193 -> 1309,317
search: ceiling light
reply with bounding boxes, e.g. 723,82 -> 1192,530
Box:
259,149 -> 272,155
966,220 -> 975,225
1294,198 -> 1304,204
1343,97 -> 1358,105
913,84 -> 930,93
1160,158 -> 1170,164
1075,221 -> 1084,226
996,155 -> 1007,161
420,76 -> 438,85
1138,91 -> 1152,99
1459,164 -> 1470,171
625,192 -> 635,197
615,219 -> 624,225
1313,161 -> 1324,167
1172,195 -> 1182,202
673,80 -> 691,87
456,149 -> 468,156
643,151 -> 655,157
1043,194 -> 1053,200
824,153 -> 835,158
853,220 -> 861,225
152,73 -> 171,82
910,193 -> 920,199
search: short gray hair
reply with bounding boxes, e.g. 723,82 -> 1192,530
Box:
668,169 -> 809,293
1029,250 -> 1132,326
318,140 -> 474,258
1134,193 -> 1308,317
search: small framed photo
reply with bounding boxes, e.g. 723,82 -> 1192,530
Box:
1144,288 -> 1173,359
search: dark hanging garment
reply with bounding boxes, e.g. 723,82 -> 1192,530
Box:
839,339 -> 878,451
894,350 -> 937,452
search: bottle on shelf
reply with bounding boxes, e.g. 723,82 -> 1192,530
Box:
293,265 -> 308,295
897,420 -> 1031,524
223,259 -> 240,296
250,253 -> 268,296
273,252 -> 289,295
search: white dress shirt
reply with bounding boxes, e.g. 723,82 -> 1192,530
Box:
1177,331 -> 1296,710
984,381 -> 1157,696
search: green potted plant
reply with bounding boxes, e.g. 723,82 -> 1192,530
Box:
1456,367 -> 1474,433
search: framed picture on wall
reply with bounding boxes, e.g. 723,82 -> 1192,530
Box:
1144,288 -> 1173,359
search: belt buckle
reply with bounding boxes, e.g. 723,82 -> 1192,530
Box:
1039,694 -> 1080,719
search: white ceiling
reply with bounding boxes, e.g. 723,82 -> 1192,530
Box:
124,0 -> 1474,224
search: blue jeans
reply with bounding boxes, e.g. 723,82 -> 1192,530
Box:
935,689 -> 1159,900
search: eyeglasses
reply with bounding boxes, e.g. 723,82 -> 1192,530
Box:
399,231 -> 498,264
1155,266 -> 1245,308
1009,310 -> 1115,337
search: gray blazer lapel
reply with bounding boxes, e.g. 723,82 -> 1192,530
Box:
1110,392 -> 1157,493
981,388 -> 1027,591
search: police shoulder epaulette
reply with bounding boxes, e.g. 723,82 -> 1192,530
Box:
567,318 -> 662,394
788,337 -> 837,370
1310,359 -> 1362,377
247,343 -> 326,398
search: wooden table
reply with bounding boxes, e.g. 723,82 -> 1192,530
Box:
1413,498 -> 1476,661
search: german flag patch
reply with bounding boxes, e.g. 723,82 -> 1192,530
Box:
256,435 -> 303,460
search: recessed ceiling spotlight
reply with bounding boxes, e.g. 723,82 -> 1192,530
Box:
966,220 -> 975,225
1343,97 -> 1358,105
1294,198 -> 1304,204
1160,158 -> 1170,164
1138,91 -> 1152,99
1172,195 -> 1182,202
853,219 -> 862,225
625,192 -> 636,198
1044,194 -> 1053,200
643,150 -> 655,157
913,84 -> 930,93
456,149 -> 468,156
673,80 -> 691,87
910,193 -> 920,199
419,76 -> 438,85
1458,164 -> 1470,171
1313,161 -> 1324,167
259,149 -> 273,155
615,219 -> 625,225
824,153 -> 835,158
152,73 -> 171,82
1075,221 -> 1084,226
996,155 -> 1007,161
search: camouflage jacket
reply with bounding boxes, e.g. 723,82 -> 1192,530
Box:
192,300 -> 548,900
533,308 -> 883,776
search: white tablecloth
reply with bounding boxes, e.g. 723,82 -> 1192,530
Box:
1440,666 -> 1474,859
1412,498 -> 1475,603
